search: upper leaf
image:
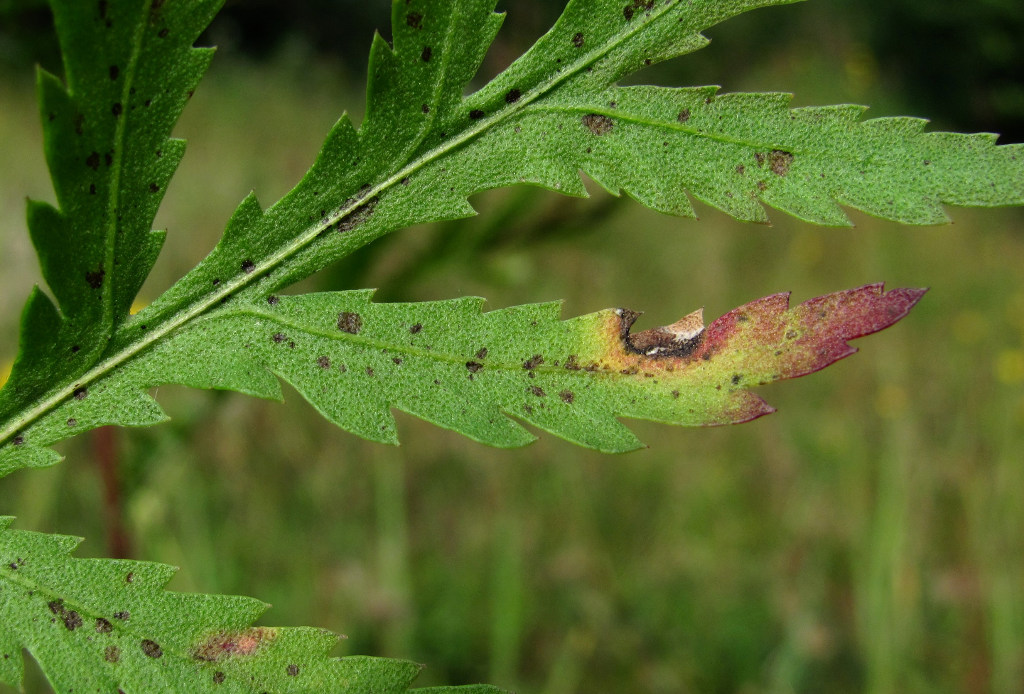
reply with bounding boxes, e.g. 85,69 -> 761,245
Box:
0,517 -> 507,693
0,0 -> 1018,465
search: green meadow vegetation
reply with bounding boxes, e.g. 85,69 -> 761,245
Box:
1,1 -> 1023,692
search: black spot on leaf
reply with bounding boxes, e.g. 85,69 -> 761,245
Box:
421,46 -> 432,62
12,436 -> 24,446
111,102 -> 122,116
523,355 -> 544,370
113,611 -> 130,621
559,390 -> 575,404
213,672 -> 225,684
677,109 -> 691,123
96,617 -> 113,634
410,323 -> 422,334
148,182 -> 159,193
241,259 -> 255,273
141,639 -> 163,658
108,65 -> 119,80
475,347 -> 488,359
406,12 -> 423,28
337,312 -> 362,334
572,32 -> 584,48
317,356 -> 331,369
267,295 -> 279,305
104,645 -> 120,663
73,387 -> 88,400
466,361 -> 483,373
86,151 -> 100,170
287,664 -> 300,677
505,88 -> 521,104
469,109 -> 485,120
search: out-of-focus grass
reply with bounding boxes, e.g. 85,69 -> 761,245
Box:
1,29 -> 1024,694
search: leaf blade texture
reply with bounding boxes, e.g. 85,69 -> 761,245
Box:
0,517 -> 507,693
0,0 -> 1018,464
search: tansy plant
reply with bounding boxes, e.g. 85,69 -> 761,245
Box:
1,0 -> 1022,691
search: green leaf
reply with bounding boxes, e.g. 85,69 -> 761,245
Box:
0,0 -> 219,453
0,0 -> 1017,463
0,517 -> 507,693
0,284 -> 925,463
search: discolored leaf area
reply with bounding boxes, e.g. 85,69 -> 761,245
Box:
0,518 -> 507,693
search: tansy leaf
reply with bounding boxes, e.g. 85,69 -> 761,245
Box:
0,0 -> 1016,468
0,517 -> 508,693
0,284 -> 925,461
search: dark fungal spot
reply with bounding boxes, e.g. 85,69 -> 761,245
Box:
469,109 -> 485,120
212,278 -> 221,286
365,367 -> 374,377
736,164 -> 745,175
392,357 -> 403,365
401,177 -> 410,185
582,113 -> 613,135
213,672 -> 225,684
104,645 -> 120,663
86,151 -> 101,170
466,361 -> 483,373
768,149 -> 794,176
148,182 -> 159,193
530,385 -> 546,397
421,46 -> 432,62
337,311 -> 362,334
731,374 -> 742,385
564,355 -> 581,370
754,152 -> 766,166
559,390 -> 575,404
73,387 -> 88,400
111,102 -> 122,117
125,571 -> 134,583
421,104 -> 430,114
672,389 -> 681,399
141,639 -> 163,658
287,664 -> 300,677
623,6 -> 634,19
85,266 -> 104,288
505,88 -> 521,104
158,27 -> 169,38
523,355 -> 544,370
96,617 -> 113,634
71,345 -> 80,353
12,436 -> 24,446
335,196 -> 378,233
66,418 -> 77,427
409,323 -> 423,334
317,356 -> 331,369
109,65 -> 119,80
49,600 -> 83,631
406,12 -> 423,28
572,32 -> 584,48
114,611 -> 130,621
785,329 -> 798,339
267,295 -> 279,305
241,259 -> 255,274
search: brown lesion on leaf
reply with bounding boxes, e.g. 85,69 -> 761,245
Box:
618,307 -> 705,358
582,113 -> 614,135
522,354 -> 544,370
768,149 -> 794,176
48,599 -> 83,631
192,627 -> 278,663
337,311 -> 363,334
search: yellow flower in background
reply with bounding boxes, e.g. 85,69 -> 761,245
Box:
996,349 -> 1024,385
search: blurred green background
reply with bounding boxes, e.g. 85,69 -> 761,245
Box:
1,1 -> 1023,693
